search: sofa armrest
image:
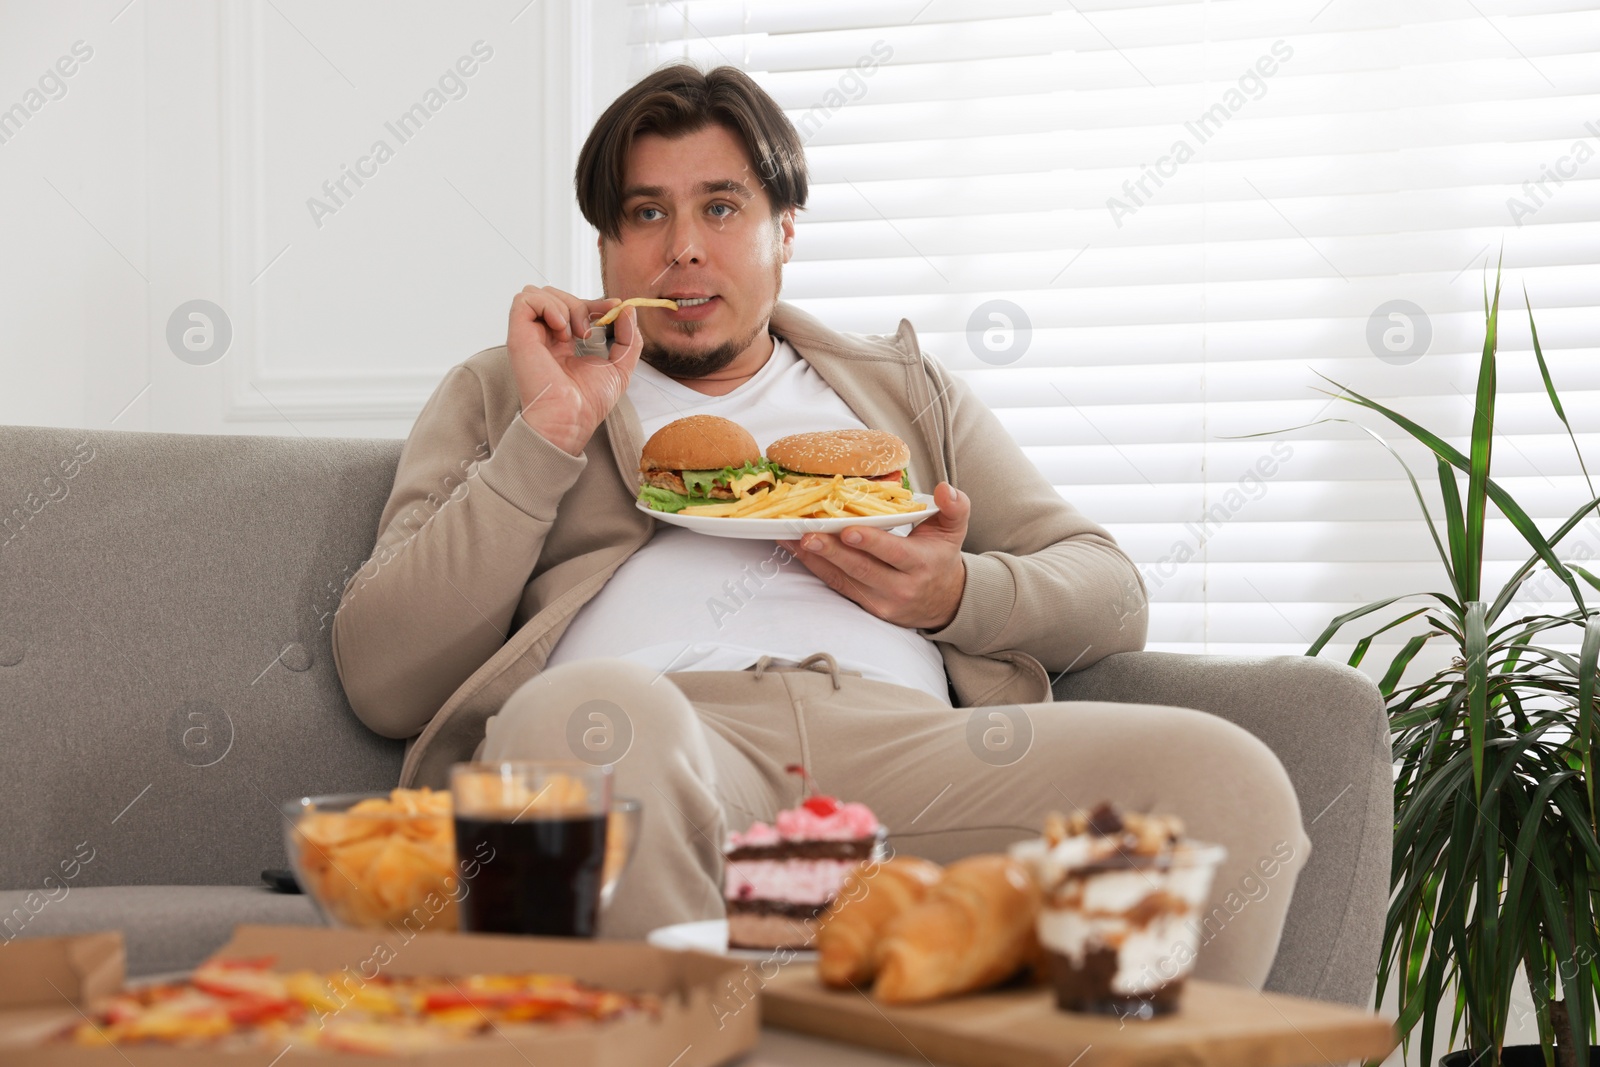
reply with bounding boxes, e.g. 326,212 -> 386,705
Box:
1052,650 -> 1381,728
1054,651 -> 1392,1007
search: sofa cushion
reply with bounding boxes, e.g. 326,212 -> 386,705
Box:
0,885 -> 321,977
0,426 -> 406,890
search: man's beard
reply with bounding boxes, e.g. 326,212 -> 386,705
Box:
641,315 -> 769,379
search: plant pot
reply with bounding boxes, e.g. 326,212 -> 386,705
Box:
1440,1046 -> 1600,1066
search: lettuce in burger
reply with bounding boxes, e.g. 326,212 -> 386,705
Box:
637,415 -> 786,513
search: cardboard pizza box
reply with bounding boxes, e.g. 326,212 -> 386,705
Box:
0,925 -> 759,1066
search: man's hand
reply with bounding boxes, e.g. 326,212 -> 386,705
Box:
506,286 -> 645,456
777,482 -> 970,630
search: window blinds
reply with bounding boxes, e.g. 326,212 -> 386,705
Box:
623,0 -> 1600,665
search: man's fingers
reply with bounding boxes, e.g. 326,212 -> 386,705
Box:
837,525 -> 915,572
584,297 -> 622,329
909,482 -> 969,542
567,294 -> 627,339
509,291 -> 555,353
798,532 -> 900,586
510,288 -> 574,341
938,481 -> 964,510
554,292 -> 596,340
511,288 -> 616,342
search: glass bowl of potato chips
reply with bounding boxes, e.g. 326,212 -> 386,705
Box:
282,787 -> 462,933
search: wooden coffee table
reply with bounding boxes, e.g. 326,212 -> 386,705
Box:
748,963 -> 1398,1067
751,1029 -> 958,1065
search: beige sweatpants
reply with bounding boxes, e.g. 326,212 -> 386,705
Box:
481,654 -> 1312,989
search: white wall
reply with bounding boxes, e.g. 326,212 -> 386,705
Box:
0,0 -> 626,439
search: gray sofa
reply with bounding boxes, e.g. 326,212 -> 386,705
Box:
0,424 -> 1392,1008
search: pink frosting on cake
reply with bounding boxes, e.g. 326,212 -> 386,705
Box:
725,859 -> 858,904
777,802 -> 878,840
727,800 -> 881,849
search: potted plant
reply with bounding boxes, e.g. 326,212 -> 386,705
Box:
1296,265 -> 1599,1067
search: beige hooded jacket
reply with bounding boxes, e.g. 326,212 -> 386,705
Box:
331,301 -> 1149,787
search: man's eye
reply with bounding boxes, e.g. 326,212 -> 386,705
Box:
709,203 -> 735,218
637,207 -> 664,222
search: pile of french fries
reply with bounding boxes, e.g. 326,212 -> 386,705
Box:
680,474 -> 925,519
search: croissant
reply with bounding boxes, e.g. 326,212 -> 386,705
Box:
817,856 -> 944,988
872,853 -> 1042,1004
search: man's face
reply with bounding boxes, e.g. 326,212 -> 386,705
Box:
600,123 -> 795,379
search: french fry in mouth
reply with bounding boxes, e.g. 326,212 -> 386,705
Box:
593,297 -> 679,326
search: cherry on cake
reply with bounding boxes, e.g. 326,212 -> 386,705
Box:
723,770 -> 885,951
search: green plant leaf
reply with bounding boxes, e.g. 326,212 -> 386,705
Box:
1505,775 -> 1568,1062
1465,601 -> 1491,799
1405,879 -> 1449,1063
1462,268 -> 1503,602
1520,940 -> 1557,1064
1424,613 -> 1468,646
1313,374 -> 1586,611
1349,607 -> 1432,669
1380,632 -> 1437,697
1418,868 -> 1451,1063
1306,594 -> 1450,658
1486,493 -> 1600,624
1440,797 -> 1479,1053
1326,415 -> 1464,595
1438,456 -> 1468,601
1550,784 -> 1600,876
1525,283 -> 1593,500
1566,866 -> 1596,1055
1581,617 -> 1600,835
1397,758 -> 1468,843
1530,832 -> 1582,1061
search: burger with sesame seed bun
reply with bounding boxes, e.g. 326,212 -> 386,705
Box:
766,428 -> 913,491
637,415 -> 787,513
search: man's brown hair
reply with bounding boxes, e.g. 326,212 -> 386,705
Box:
575,63 -> 808,243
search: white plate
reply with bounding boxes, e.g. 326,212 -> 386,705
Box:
646,919 -> 818,962
638,494 -> 939,539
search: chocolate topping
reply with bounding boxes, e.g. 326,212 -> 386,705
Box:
1047,947 -> 1185,1018
1043,802 -> 1185,857
1087,802 -> 1124,836
726,898 -> 823,920
725,837 -> 878,862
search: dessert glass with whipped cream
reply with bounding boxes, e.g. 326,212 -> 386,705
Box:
1011,802 -> 1224,1019
723,775 -> 885,951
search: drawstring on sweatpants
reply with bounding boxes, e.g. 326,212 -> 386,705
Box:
750,652 -> 844,690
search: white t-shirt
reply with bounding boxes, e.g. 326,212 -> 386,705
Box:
543,335 -> 951,704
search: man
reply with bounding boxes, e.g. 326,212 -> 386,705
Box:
332,64 -> 1310,990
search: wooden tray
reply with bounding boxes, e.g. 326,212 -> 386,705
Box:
761,963 -> 1397,1067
